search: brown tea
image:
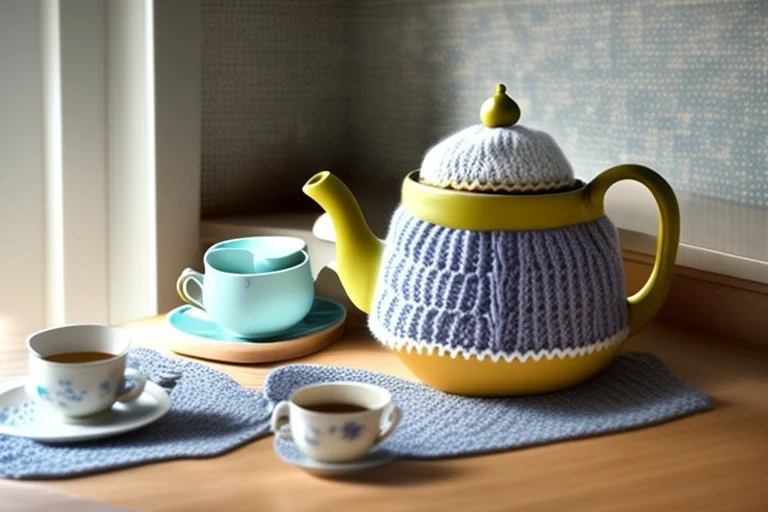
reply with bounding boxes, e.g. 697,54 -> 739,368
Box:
44,351 -> 115,363
303,402 -> 369,414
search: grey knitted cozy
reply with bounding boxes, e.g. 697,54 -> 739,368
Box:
369,206 -> 629,361
263,354 -> 712,459
419,124 -> 576,192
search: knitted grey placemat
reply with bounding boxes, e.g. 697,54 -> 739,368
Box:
262,352 -> 713,459
0,348 -> 271,479
1,350 -> 712,479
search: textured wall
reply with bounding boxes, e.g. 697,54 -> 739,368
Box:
201,0 -> 350,216
202,0 -> 768,216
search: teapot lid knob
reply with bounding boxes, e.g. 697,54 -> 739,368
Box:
480,83 -> 520,128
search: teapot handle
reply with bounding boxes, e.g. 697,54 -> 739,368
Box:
587,165 -> 680,335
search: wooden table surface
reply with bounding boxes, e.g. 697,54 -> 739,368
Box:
1,317 -> 767,512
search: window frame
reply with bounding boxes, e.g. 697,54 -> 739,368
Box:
0,0 -> 201,336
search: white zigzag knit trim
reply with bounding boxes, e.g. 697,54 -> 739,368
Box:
419,177 -> 577,193
374,328 -> 630,364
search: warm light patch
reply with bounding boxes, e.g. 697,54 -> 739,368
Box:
0,315 -> 15,338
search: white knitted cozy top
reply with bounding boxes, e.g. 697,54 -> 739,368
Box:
368,111 -> 629,360
419,124 -> 576,192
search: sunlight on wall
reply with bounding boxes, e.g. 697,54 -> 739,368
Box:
0,315 -> 18,339
200,0 -> 767,212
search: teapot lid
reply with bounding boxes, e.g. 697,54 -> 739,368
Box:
419,84 -> 576,193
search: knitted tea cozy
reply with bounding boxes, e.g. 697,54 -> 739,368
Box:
419,124 -> 576,192
368,207 -> 630,361
369,86 -> 628,361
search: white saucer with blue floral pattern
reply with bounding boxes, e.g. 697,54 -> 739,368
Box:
0,379 -> 171,443
273,437 -> 396,477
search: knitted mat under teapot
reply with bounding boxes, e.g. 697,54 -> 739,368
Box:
0,349 -> 711,479
262,353 -> 712,459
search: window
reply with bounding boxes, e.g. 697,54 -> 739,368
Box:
0,0 -> 201,338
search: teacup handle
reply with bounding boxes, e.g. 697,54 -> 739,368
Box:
116,368 -> 147,403
375,404 -> 401,446
176,268 -> 205,310
270,401 -> 293,441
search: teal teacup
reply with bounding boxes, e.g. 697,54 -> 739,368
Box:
176,242 -> 314,338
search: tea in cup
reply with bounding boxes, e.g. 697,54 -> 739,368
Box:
26,324 -> 147,418
176,236 -> 314,338
270,382 -> 401,463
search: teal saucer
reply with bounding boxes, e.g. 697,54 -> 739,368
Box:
167,298 -> 346,363
168,297 -> 345,343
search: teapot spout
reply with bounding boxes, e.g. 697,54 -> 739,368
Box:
303,171 -> 384,314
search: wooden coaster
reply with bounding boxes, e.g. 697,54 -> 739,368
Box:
166,298 -> 346,364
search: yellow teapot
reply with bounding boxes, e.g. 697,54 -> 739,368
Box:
303,84 -> 680,396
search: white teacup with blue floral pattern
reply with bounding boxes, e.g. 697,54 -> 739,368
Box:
270,382 -> 401,463
26,324 -> 147,418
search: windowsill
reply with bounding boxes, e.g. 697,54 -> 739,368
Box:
200,197 -> 768,348
201,184 -> 768,286
604,181 -> 767,284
